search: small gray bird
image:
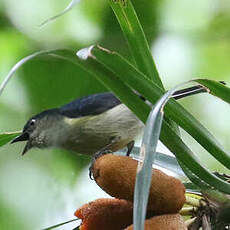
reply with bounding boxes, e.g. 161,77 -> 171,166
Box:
11,86 -> 206,156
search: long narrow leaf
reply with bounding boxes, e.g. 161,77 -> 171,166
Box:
134,100 -> 163,230
0,50 -> 53,96
161,120 -> 230,194
109,0 -> 164,88
128,147 -> 185,176
39,0 -> 80,27
0,131 -> 22,147
110,0 -> 180,137
90,46 -> 230,171
195,79 -> 230,103
134,84 -> 184,230
148,84 -> 230,193
109,0 -> 182,138
42,218 -> 79,230
179,160 -> 212,191
75,47 -> 150,122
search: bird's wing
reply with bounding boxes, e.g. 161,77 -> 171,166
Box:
59,92 -> 121,118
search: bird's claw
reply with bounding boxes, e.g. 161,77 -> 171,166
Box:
88,149 -> 113,180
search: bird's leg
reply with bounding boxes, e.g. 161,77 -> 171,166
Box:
126,140 -> 135,156
89,136 -> 120,180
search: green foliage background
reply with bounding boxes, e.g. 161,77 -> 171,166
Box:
0,0 -> 230,229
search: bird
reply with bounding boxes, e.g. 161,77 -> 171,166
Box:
11,85 -> 207,157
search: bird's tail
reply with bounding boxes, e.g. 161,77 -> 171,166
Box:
172,81 -> 225,100
172,85 -> 207,100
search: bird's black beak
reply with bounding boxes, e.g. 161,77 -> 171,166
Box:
11,132 -> 31,155
11,132 -> 29,143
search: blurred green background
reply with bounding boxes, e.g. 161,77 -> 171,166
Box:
0,0 -> 230,229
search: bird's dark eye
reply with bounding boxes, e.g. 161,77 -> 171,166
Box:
30,119 -> 36,126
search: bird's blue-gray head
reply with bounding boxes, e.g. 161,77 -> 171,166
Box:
11,108 -> 63,155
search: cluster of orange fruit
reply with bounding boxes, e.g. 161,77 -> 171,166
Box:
75,154 -> 187,230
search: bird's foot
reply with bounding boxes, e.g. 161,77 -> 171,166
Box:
126,140 -> 135,156
89,149 -> 113,180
